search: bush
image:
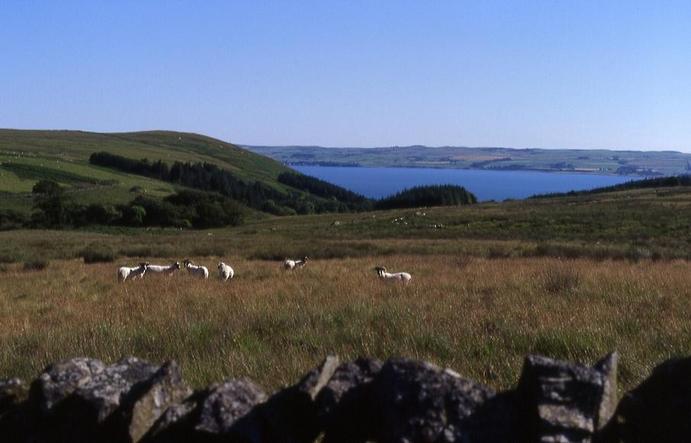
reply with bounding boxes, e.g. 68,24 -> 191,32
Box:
23,259 -> 49,271
0,252 -> 19,263
542,265 -> 581,294
190,245 -> 226,257
80,243 -> 116,264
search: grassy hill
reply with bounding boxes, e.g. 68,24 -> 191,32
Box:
0,129 -> 309,215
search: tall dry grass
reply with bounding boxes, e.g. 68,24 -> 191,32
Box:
0,255 -> 689,393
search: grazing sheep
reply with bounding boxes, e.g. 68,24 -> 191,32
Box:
218,261 -> 234,281
374,266 -> 411,284
118,262 -> 149,283
284,256 -> 309,270
145,261 -> 181,277
183,259 -> 209,279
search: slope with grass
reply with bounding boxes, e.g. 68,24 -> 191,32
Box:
0,129 -> 313,215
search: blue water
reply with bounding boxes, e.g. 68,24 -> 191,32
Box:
293,166 -> 639,202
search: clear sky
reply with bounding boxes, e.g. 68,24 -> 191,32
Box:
2,1 -> 690,151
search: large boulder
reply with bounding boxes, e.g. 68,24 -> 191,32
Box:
369,358 -> 512,442
600,356 -> 691,442
517,352 -> 618,442
316,358 -> 383,443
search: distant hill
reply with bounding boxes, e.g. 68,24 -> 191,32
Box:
0,129 -> 354,216
243,144 -> 691,176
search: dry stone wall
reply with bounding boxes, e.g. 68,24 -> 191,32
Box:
0,351 -> 689,442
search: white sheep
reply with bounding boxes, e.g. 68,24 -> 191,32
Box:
145,261 -> 181,277
183,259 -> 209,279
218,261 -> 234,281
374,266 -> 412,284
284,256 -> 309,270
117,262 -> 149,283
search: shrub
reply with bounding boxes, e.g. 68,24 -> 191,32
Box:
0,252 -> 19,263
80,243 -> 116,264
23,259 -> 49,271
542,265 -> 581,294
190,245 -> 226,257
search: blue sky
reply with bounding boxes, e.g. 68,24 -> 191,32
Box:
1,1 -> 690,151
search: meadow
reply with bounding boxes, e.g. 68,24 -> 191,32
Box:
0,254 -> 688,395
1,185 -> 690,394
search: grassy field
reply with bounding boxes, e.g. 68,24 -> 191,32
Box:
0,255 -> 688,394
1,185 -> 690,393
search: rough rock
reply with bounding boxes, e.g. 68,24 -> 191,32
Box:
317,358 -> 383,443
0,378 -> 29,442
29,356 -> 159,442
0,378 -> 27,415
196,378 -> 267,437
259,355 -> 340,443
113,361 -> 193,443
143,378 -> 266,443
30,357 -> 107,413
517,352 -> 618,443
600,356 -> 691,443
370,358 -> 507,442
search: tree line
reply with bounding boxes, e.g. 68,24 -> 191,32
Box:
2,180 -> 244,230
89,152 -> 360,215
374,185 -> 477,210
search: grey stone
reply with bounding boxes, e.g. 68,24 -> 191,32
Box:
195,378 -> 267,436
600,356 -> 691,443
370,358 -> 506,443
517,352 -> 618,443
114,361 -> 193,443
29,356 -> 158,443
317,358 -> 383,443
259,355 -> 340,443
30,357 -> 107,413
0,378 -> 26,415
143,378 -> 267,443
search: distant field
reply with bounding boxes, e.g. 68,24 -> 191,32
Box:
245,144 -> 691,176
0,185 -> 690,391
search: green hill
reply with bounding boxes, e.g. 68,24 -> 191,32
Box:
0,129 -> 321,215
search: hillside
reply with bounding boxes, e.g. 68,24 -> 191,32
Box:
0,129 -> 329,215
244,144 -> 691,176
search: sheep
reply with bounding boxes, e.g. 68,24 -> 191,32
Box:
145,261 -> 181,277
218,261 -> 234,281
374,266 -> 412,284
284,256 -> 309,270
183,259 -> 209,279
118,262 -> 149,282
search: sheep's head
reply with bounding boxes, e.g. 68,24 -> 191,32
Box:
303,256 -> 309,261
173,262 -> 181,270
183,259 -> 191,266
217,262 -> 224,269
140,262 -> 150,268
374,266 -> 386,276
